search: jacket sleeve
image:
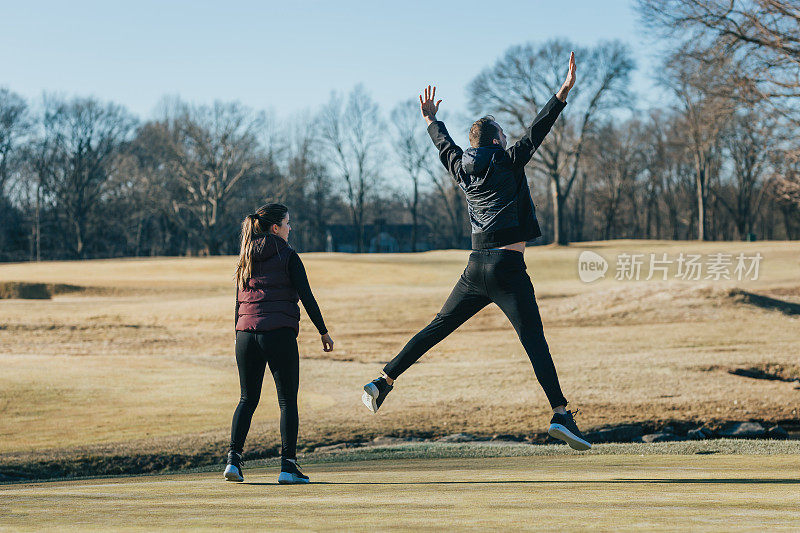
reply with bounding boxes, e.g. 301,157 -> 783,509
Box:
506,94 -> 567,168
287,252 -> 328,335
427,120 -> 467,184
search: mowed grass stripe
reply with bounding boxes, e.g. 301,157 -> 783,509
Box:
3,453 -> 800,530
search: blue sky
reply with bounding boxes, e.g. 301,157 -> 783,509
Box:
1,0 -> 664,121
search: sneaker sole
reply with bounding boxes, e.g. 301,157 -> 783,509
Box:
278,472 -> 310,484
224,465 -> 243,482
362,383 -> 379,413
548,423 -> 592,451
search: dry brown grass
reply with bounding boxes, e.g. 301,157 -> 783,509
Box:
1,240 -> 798,471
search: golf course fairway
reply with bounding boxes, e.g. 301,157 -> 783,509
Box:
3,450 -> 799,531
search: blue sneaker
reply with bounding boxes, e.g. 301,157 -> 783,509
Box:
278,458 -> 310,484
224,451 -> 244,482
548,410 -> 592,450
362,377 -> 393,413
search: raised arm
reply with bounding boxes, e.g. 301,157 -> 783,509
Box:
420,85 -> 467,183
507,51 -> 576,168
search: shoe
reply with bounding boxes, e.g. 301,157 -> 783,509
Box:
278,458 -> 310,484
224,451 -> 244,482
548,409 -> 592,451
362,377 -> 393,413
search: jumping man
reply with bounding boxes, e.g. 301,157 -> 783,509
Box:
362,52 -> 590,450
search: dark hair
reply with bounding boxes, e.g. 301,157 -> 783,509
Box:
235,203 -> 288,289
469,115 -> 500,148
252,203 -> 288,229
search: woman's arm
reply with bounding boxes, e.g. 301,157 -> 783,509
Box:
287,252 -> 328,335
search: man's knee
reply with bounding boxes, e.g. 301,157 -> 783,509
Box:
432,310 -> 463,328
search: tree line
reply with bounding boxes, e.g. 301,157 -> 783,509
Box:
1,0 -> 797,261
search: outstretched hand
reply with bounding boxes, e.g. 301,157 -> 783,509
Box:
419,85 -> 442,125
556,52 -> 576,102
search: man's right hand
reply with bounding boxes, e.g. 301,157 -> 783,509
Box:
419,85 -> 442,125
556,52 -> 576,103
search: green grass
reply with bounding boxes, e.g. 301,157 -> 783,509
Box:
3,442 -> 800,531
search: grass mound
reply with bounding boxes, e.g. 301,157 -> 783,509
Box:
46,283 -> 95,295
0,281 -> 51,299
0,281 -> 111,299
546,282 -> 800,326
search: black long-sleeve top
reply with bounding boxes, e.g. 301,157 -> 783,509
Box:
235,252 -> 328,335
287,252 -> 327,335
426,94 -> 566,248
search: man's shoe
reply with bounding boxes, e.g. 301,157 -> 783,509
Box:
278,458 -> 310,484
224,451 -> 244,482
362,377 -> 393,413
548,410 -> 592,450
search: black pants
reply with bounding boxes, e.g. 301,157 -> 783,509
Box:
383,249 -> 568,409
230,328 -> 299,458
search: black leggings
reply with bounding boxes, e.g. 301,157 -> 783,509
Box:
230,328 -> 299,458
383,249 -> 568,409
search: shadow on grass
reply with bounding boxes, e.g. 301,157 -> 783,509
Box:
244,478 -> 800,486
729,289 -> 800,316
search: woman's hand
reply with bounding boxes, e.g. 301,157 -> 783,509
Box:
321,333 -> 334,352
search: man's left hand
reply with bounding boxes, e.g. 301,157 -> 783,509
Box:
419,85 -> 442,125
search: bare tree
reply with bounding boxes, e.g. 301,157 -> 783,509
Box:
585,120 -> 644,239
637,0 -> 800,105
772,148 -> 800,237
0,88 -> 32,257
285,118 -> 333,250
638,110 -> 684,239
0,88 -> 30,199
774,150 -> 800,203
115,121 -> 182,256
468,39 -> 634,244
661,50 -> 737,240
717,108 -> 778,238
425,166 -> 467,248
37,95 -> 136,257
165,101 -> 265,255
391,99 -> 431,251
318,85 -> 384,252
637,0 -> 800,202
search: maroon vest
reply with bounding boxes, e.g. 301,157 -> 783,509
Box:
235,234 -> 300,334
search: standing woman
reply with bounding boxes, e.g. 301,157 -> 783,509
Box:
225,203 -> 333,484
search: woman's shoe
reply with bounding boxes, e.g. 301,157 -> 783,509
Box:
278,458 -> 310,484
224,451 -> 244,482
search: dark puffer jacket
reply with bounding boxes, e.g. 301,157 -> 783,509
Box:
235,233 -> 301,333
427,94 -> 566,249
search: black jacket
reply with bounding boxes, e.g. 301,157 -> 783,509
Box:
427,94 -> 566,249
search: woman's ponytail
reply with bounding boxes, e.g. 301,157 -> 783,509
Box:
235,216 -> 258,290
